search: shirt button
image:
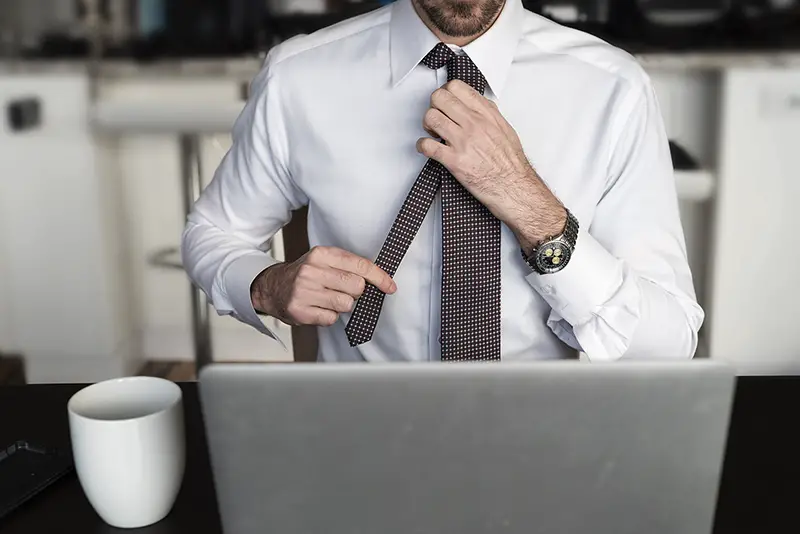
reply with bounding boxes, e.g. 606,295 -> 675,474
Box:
542,285 -> 554,296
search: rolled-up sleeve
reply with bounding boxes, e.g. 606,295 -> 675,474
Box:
526,76 -> 704,361
181,50 -> 307,339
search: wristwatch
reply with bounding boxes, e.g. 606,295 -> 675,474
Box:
521,209 -> 579,275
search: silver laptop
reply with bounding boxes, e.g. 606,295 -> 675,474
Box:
199,361 -> 735,534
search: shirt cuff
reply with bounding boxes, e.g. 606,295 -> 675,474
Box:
525,229 -> 624,327
222,252 -> 284,344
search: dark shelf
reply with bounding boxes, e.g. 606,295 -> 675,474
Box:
17,4 -> 800,61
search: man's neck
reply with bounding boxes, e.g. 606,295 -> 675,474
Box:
410,0 -> 503,47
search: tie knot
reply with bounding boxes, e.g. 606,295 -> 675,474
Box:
421,42 -> 455,70
421,43 -> 487,95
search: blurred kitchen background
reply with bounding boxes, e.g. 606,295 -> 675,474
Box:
1,0 -> 799,384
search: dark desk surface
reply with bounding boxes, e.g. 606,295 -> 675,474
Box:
1,376 -> 799,534
0,382 -> 221,534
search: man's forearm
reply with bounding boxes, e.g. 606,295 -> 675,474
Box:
501,168 -> 568,256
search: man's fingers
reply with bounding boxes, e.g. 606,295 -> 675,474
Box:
431,86 -> 473,126
443,80 -> 519,143
417,137 -> 455,168
296,306 -> 339,327
444,79 -> 498,120
285,294 -> 338,326
445,79 -> 486,105
354,259 -> 397,296
320,268 -> 366,298
316,247 -> 397,295
306,289 -> 355,314
423,108 -> 459,144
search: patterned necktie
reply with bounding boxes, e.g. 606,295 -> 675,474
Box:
345,43 -> 501,362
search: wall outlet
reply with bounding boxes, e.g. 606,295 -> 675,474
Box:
5,97 -> 41,132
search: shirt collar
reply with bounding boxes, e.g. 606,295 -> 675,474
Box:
389,0 -> 525,96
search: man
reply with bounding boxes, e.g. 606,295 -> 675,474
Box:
181,0 -> 703,363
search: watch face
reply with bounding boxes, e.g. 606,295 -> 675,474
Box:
535,239 -> 572,274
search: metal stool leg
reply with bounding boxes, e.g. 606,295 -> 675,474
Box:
180,134 -> 213,371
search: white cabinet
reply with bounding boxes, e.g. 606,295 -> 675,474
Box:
648,70 -> 721,314
0,73 -> 139,382
0,166 -> 15,354
97,77 -> 293,364
707,68 -> 800,371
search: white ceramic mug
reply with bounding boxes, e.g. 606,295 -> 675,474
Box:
67,376 -> 186,528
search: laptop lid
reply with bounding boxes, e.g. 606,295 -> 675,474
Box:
199,361 -> 734,534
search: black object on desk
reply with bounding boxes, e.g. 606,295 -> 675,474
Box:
1,377 -> 800,533
0,441 -> 73,520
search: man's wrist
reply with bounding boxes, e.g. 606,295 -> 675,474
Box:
502,167 -> 567,255
250,263 -> 285,316
516,203 -> 568,256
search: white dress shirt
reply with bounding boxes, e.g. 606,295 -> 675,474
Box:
181,0 -> 704,362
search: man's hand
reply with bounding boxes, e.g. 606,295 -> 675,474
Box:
251,246 -> 397,327
417,79 -> 567,253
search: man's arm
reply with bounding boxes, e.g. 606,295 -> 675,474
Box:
418,77 -> 703,361
181,52 -> 304,339
182,52 -> 396,337
524,82 -> 704,361
528,81 -> 704,361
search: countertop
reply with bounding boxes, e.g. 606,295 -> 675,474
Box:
2,50 -> 800,80
3,376 -> 800,534
0,57 -> 265,79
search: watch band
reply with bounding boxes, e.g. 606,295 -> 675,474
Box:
521,208 -> 579,274
561,209 -> 579,250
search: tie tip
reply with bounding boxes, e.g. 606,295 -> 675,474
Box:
345,321 -> 373,347
345,330 -> 372,347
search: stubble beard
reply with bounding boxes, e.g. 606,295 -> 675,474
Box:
416,0 -> 505,38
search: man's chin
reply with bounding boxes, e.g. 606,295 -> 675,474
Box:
438,13 -> 492,37
417,0 -> 503,38
445,0 -> 483,7
438,22 -> 485,38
